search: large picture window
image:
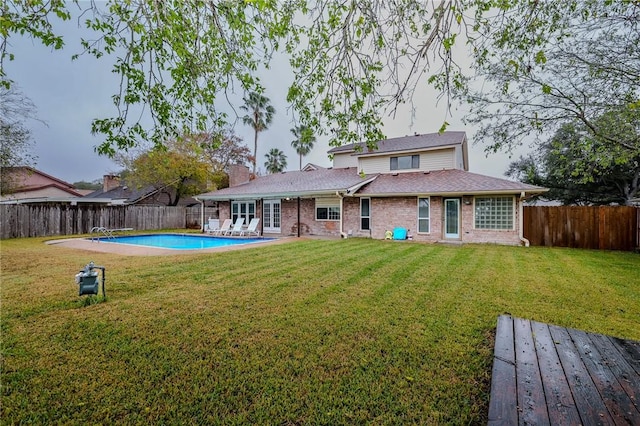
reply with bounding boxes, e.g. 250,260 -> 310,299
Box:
316,198 -> 341,221
390,154 -> 420,170
474,196 -> 514,230
417,197 -> 430,233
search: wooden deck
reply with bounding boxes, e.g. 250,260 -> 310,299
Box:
488,315 -> 640,425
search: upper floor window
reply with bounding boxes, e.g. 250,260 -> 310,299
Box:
390,154 -> 420,170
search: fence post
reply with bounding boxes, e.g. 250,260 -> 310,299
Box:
598,207 -> 606,250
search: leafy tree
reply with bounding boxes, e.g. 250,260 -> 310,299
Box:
290,125 -> 316,170
506,111 -> 640,205
241,92 -> 275,175
264,148 -> 287,174
463,1 -> 639,158
128,136 -> 214,206
0,86 -> 39,194
198,128 -> 252,174
73,179 -> 102,190
193,128 -> 251,189
3,1 -> 637,159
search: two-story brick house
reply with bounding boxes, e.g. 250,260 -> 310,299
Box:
196,131 -> 546,245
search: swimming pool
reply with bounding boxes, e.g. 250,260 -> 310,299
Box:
91,234 -> 272,250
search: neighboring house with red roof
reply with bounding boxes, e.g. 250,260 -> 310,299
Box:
196,132 -> 547,245
0,167 -> 83,201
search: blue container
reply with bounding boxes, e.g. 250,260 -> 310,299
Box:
393,227 -> 407,240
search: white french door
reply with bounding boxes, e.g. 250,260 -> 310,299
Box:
263,199 -> 281,233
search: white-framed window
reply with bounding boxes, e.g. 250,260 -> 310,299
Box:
390,154 -> 420,170
315,198 -> 341,221
360,198 -> 370,230
232,201 -> 255,224
417,197 -> 430,233
474,196 -> 514,230
263,199 -> 281,232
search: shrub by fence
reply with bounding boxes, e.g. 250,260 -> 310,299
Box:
0,204 -> 212,239
523,206 -> 639,251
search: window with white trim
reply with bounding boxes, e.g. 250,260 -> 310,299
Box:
316,198 -> 341,221
232,201 -> 255,224
417,197 -> 430,233
390,154 -> 420,170
474,196 -> 514,230
360,198 -> 370,230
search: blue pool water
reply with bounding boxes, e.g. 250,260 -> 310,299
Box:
92,234 -> 271,250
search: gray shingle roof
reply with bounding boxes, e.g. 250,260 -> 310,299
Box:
327,131 -> 467,155
197,167 -> 373,200
357,169 -> 545,196
197,167 -> 546,200
85,185 -> 157,202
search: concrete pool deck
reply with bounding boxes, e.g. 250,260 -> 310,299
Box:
46,235 -> 296,256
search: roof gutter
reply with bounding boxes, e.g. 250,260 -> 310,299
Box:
355,188 -> 548,198
197,188 -> 364,201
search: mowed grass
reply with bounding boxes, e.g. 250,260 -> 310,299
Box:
1,236 -> 639,424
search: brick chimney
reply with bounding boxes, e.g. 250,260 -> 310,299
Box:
103,174 -> 121,192
228,164 -> 250,187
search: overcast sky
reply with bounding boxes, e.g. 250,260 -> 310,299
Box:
5,9 -> 527,185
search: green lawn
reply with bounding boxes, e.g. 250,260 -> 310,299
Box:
2,236 -> 639,424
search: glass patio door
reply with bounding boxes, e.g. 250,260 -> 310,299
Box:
263,199 -> 281,233
444,198 -> 460,239
232,201 -> 255,225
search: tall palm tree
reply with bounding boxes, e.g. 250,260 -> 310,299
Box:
241,92 -> 276,175
264,148 -> 287,174
290,125 -> 317,170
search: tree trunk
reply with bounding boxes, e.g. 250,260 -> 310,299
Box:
253,129 -> 258,175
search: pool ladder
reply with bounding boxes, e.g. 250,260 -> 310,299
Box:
90,227 -> 133,241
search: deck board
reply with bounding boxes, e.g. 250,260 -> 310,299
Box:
488,316 -> 518,426
488,316 -> 640,425
514,318 -> 550,425
531,321 -> 581,425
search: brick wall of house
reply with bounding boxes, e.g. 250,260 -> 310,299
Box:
352,195 -> 521,245
281,198 -> 341,237
217,196 -> 522,245
342,198 -> 366,237
358,196 -> 444,242
460,198 -> 521,245
217,201 -> 231,222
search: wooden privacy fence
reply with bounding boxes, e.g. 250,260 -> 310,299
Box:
523,206 -> 639,251
0,204 -> 195,239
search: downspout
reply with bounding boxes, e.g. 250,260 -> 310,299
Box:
519,192 -> 530,247
337,191 -> 347,238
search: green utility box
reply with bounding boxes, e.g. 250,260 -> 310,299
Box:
75,262 -> 106,297
78,272 -> 99,296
